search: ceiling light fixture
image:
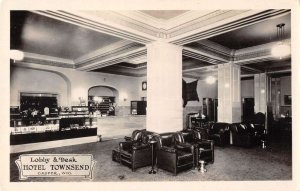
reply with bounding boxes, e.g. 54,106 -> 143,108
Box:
271,23 -> 291,59
10,49 -> 24,61
205,76 -> 216,84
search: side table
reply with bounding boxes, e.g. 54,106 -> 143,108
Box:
198,160 -> 207,173
149,140 -> 157,174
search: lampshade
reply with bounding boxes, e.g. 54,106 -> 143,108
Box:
10,50 -> 24,61
271,23 -> 290,59
271,41 -> 291,59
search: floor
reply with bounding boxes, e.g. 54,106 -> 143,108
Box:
10,131 -> 292,182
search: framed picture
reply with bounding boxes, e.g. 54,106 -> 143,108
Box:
142,81 -> 147,91
284,95 -> 292,105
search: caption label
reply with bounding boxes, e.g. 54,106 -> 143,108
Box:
15,154 -> 96,180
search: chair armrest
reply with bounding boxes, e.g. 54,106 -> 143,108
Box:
196,139 -> 214,149
161,146 -> 176,153
119,141 -> 132,150
132,144 -> 150,150
175,143 -> 194,153
124,136 -> 132,141
197,139 -> 213,144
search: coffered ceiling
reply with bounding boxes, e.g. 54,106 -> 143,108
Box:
11,10 -> 291,79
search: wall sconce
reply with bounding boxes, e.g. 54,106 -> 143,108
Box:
261,89 -> 266,94
224,83 -> 230,88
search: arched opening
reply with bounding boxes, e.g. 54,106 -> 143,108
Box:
88,86 -> 119,116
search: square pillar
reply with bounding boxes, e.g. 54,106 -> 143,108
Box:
218,63 -> 241,123
254,73 -> 267,114
146,42 -> 183,133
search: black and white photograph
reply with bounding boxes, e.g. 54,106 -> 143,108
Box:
1,0 -> 300,191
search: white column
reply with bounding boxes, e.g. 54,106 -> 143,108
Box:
254,73 -> 267,114
146,42 -> 183,133
218,63 -> 241,123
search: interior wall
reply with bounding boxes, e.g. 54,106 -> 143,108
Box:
280,76 -> 291,106
138,76 -> 147,100
241,79 -> 254,98
279,76 -> 291,115
10,66 -> 141,112
10,67 -> 68,106
88,86 -> 115,97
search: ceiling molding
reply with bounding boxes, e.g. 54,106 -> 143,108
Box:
125,55 -> 147,65
117,63 -> 147,69
183,65 -> 218,73
196,39 -> 233,57
93,65 -> 147,77
169,9 -> 290,45
267,69 -> 291,74
18,10 -> 291,78
12,60 -> 74,72
74,40 -> 139,63
13,52 -> 75,68
241,65 -> 262,73
24,52 -> 74,65
76,47 -> 147,71
31,9 -> 289,46
183,47 -> 228,64
75,42 -> 143,67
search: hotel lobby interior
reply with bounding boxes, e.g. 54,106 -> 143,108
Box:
8,9 -> 295,182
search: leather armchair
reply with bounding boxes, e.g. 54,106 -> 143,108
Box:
155,132 -> 194,175
244,123 -> 266,146
174,130 -> 214,166
230,123 -> 254,147
208,123 -> 230,146
116,130 -> 153,171
230,123 -> 266,147
124,129 -> 144,142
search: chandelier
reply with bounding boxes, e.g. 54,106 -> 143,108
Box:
271,23 -> 291,59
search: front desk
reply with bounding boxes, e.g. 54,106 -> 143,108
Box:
10,105 -> 146,152
10,115 -> 98,153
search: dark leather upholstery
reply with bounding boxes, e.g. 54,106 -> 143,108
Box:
155,132 -> 194,175
230,123 -> 253,147
114,130 -> 152,171
124,129 -> 144,142
175,130 -> 214,166
230,123 -> 266,147
254,112 -> 266,126
208,123 -> 230,146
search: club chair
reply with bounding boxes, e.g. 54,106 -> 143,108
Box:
155,132 -> 194,175
174,130 -> 214,167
